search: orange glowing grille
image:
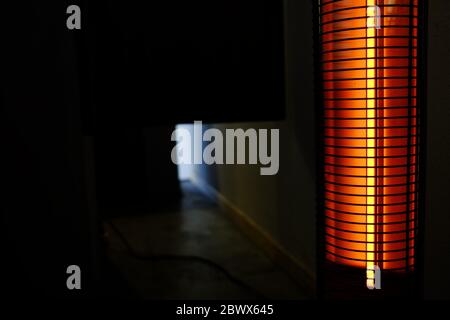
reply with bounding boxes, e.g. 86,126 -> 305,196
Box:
320,0 -> 419,271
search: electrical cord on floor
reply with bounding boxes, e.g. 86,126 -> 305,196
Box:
105,220 -> 267,300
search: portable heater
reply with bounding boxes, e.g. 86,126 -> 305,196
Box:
314,0 -> 427,298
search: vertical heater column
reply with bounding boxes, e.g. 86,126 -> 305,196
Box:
320,0 -> 420,273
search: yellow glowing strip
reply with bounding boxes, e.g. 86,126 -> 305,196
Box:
366,2 -> 376,268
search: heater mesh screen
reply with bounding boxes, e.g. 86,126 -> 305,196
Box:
320,0 -> 419,271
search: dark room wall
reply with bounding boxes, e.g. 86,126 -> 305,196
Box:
424,0 -> 450,300
2,2 -> 95,296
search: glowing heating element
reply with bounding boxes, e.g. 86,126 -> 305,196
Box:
320,0 -> 419,271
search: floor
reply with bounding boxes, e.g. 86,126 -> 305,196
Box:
102,180 -> 310,299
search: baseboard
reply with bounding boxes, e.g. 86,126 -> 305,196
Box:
190,174 -> 316,297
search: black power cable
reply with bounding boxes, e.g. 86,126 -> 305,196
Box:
105,220 -> 267,299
